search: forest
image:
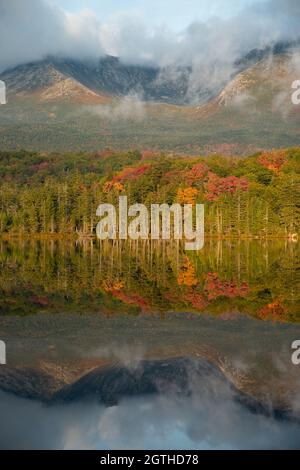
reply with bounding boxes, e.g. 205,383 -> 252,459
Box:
0,148 -> 299,238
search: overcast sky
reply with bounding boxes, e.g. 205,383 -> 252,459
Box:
53,0 -> 258,31
0,0 -> 300,73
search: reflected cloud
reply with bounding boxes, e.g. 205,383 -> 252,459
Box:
1,372 -> 300,450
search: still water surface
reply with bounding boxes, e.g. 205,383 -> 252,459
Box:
0,239 -> 299,449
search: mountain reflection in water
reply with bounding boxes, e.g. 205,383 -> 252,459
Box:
0,239 -> 299,449
1,356 -> 300,450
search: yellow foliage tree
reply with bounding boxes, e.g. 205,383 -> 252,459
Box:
177,187 -> 199,205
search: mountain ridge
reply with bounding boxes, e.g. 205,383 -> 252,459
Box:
0,42 -> 300,153
1,40 -> 299,107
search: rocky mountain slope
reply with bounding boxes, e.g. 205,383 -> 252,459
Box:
0,43 -> 299,153
1,41 -> 298,106
0,357 -> 298,425
196,50 -> 300,116
0,56 -> 190,105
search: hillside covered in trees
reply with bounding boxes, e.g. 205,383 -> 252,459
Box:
0,148 -> 299,238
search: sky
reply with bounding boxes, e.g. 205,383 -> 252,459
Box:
1,0 -> 300,78
53,0 -> 258,31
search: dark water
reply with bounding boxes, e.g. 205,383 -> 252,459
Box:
0,239 -> 299,449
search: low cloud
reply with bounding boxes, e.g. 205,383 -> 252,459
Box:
86,342 -> 147,370
0,0 -> 104,73
84,93 -> 146,121
1,1 -> 300,69
1,370 -> 300,450
1,0 -> 300,103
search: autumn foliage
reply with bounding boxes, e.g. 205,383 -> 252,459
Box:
186,162 -> 209,184
1,149 -> 299,240
177,187 -> 199,205
103,280 -> 149,310
113,291 -> 149,309
184,291 -> 208,310
205,172 -> 249,202
104,164 -> 151,192
103,280 -> 124,292
258,150 -> 287,173
103,181 -> 124,193
258,300 -> 288,322
204,273 -> 249,300
178,257 -> 198,287
114,164 -> 151,183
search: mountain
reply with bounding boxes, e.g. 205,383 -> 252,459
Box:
1,41 -> 298,106
0,44 -> 300,154
0,59 -> 111,105
0,55 -> 191,105
0,357 -> 295,421
195,49 -> 300,116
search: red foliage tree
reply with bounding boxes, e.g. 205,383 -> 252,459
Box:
258,150 -> 287,173
113,291 -> 149,310
113,164 -> 151,183
103,164 -> 151,192
187,162 -> 209,185
258,301 -> 288,322
163,168 -> 188,184
184,290 -> 208,310
205,172 -> 249,201
204,273 -> 249,300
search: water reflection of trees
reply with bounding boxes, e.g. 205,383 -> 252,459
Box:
0,239 -> 298,322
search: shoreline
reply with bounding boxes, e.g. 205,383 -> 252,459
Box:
0,233 -> 298,242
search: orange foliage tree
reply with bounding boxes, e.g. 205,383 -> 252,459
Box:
178,257 -> 198,287
258,150 -> 287,173
103,164 -> 151,193
258,300 -> 288,322
177,187 -> 199,205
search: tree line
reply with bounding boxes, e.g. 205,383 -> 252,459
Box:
0,148 -> 299,238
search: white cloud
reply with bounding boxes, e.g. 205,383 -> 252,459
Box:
1,0 -> 300,99
1,371 -> 300,450
0,0 -> 104,72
